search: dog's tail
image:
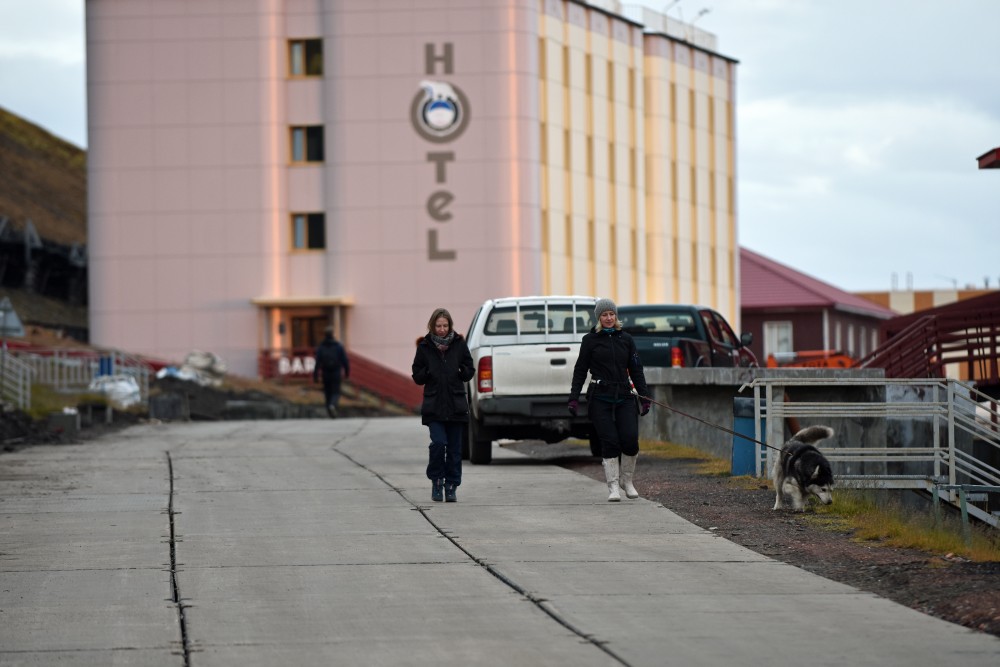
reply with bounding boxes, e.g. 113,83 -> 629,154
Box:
792,425 -> 834,444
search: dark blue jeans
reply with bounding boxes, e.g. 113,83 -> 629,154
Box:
320,370 -> 342,408
426,421 -> 464,486
588,398 -> 639,459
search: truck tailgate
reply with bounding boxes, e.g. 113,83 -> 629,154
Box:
490,343 -> 580,396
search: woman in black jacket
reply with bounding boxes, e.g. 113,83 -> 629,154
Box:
568,298 -> 651,501
412,307 -> 475,502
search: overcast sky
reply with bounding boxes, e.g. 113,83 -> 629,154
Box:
1,0 -> 998,293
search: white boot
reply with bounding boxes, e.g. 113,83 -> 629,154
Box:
620,454 -> 639,499
602,458 -> 621,502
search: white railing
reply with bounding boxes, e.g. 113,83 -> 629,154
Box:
742,377 -> 1000,528
0,348 -> 33,410
14,349 -> 152,404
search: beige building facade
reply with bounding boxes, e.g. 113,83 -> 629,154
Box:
86,0 -> 738,378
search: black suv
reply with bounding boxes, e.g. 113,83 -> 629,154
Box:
618,304 -> 758,368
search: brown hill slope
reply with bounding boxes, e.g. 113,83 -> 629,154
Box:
0,106 -> 86,246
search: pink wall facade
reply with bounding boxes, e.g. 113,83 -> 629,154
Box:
87,0 -> 543,376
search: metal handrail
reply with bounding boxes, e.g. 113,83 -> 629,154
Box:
743,377 -> 1000,528
0,350 -> 33,410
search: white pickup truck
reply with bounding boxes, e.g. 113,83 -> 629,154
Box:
464,296 -> 599,464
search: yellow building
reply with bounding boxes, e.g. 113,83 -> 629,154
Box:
538,1 -> 738,310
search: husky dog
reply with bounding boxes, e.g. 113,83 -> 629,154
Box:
772,426 -> 835,511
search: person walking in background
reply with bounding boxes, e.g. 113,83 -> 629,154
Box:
568,298 -> 651,501
313,326 -> 350,418
412,307 -> 475,503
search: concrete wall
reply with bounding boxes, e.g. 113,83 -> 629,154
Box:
638,368 -> 889,472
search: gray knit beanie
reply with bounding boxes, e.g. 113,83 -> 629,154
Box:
594,297 -> 618,321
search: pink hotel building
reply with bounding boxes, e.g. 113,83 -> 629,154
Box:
86,0 -> 739,379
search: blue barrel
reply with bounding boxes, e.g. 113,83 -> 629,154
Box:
731,397 -> 765,476
98,355 -> 114,376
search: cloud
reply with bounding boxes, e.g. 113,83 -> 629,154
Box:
0,0 -> 84,66
0,0 -> 86,145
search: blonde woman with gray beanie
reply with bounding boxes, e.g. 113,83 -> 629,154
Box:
567,298 -> 651,501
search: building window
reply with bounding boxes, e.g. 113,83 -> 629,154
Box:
763,321 -> 792,360
847,324 -> 856,356
289,39 -> 323,76
291,126 -> 324,163
292,213 -> 325,250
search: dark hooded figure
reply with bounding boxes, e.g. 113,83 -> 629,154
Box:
411,307 -> 475,503
313,326 -> 350,418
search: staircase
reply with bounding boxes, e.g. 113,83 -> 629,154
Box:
258,348 -> 421,413
856,291 -> 1000,397
347,353 -> 422,412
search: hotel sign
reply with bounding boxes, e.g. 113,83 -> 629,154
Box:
411,43 -> 469,261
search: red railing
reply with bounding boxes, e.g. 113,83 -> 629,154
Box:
349,353 -> 423,412
855,292 -> 1000,393
258,348 -> 421,412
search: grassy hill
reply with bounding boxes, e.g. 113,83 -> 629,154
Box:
0,106 -> 88,335
0,105 -> 86,246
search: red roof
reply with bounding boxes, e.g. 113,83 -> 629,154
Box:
978,147 -> 1000,169
740,247 -> 896,318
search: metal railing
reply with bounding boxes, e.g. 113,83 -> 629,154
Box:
743,377 -> 1000,528
0,348 -> 33,410
855,291 -> 1000,391
14,348 -> 152,403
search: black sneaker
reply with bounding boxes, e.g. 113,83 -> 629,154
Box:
432,480 -> 443,502
445,483 -> 457,502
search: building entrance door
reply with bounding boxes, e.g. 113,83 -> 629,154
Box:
292,316 -> 327,351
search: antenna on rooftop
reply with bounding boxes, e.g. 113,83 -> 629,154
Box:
934,274 -> 958,290
664,0 -> 682,15
687,8 -> 711,41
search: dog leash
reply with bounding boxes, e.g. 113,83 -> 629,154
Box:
636,394 -> 786,454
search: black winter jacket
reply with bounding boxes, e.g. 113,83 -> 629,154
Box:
569,328 -> 650,403
313,336 -> 350,381
412,333 -> 475,425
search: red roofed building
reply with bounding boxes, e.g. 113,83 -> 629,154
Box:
740,247 -> 896,364
977,146 -> 1000,169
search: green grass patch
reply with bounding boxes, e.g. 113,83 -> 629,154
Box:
640,438 -> 731,476
24,385 -> 114,420
25,384 -> 84,419
808,489 -> 1000,562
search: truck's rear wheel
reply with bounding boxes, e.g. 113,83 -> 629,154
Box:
588,432 -> 602,458
469,417 -> 493,465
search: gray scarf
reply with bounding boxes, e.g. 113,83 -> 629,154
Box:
431,331 -> 455,352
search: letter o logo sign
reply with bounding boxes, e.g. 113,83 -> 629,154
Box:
410,79 -> 471,143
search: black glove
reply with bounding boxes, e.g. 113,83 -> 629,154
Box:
640,401 -> 651,416
568,399 -> 579,417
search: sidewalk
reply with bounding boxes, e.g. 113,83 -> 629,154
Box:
1,417 -> 998,666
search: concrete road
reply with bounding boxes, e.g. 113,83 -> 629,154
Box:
2,417 -> 999,666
